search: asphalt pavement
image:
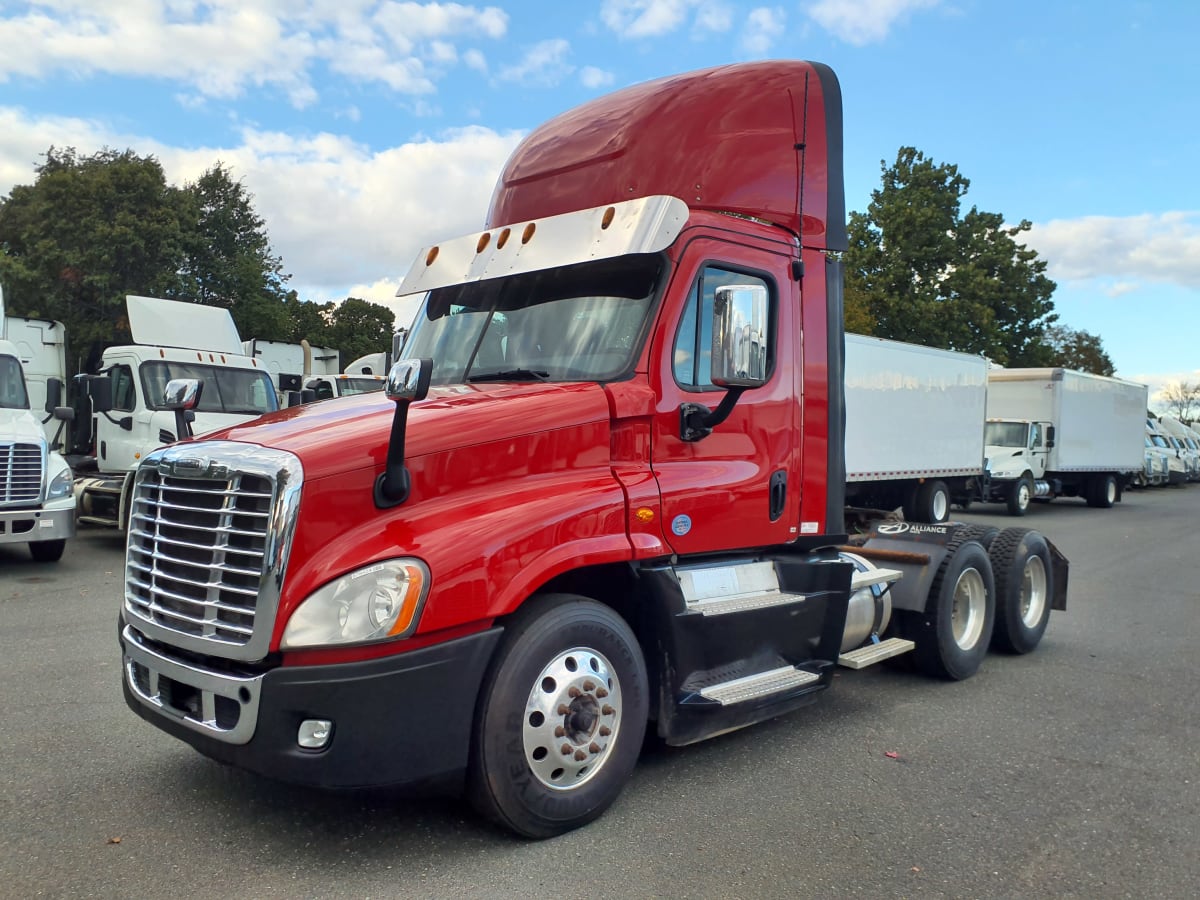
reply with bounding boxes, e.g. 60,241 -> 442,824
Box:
0,485 -> 1196,899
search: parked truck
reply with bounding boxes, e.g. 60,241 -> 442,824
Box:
242,338 -> 340,400
73,295 -> 279,527
844,334 -> 988,523
984,368 -> 1147,513
118,61 -> 1068,838
0,287 -> 76,560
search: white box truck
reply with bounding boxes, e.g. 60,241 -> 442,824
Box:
844,334 -> 988,522
984,368 -> 1147,513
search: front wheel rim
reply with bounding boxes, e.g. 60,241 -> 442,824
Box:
1019,483 -> 1031,508
951,567 -> 987,650
522,646 -> 622,791
932,489 -> 948,521
1020,556 -> 1048,628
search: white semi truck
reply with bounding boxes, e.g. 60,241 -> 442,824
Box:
984,368 -> 1147,513
74,295 -> 279,527
0,287 -> 76,560
844,334 -> 988,523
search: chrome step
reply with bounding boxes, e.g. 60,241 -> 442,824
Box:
837,637 -> 915,670
690,590 -> 805,617
850,567 -> 902,591
699,666 -> 820,705
78,515 -> 121,527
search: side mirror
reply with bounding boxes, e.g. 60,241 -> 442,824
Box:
162,378 -> 203,441
680,284 -> 769,442
279,373 -> 303,392
88,375 -> 114,414
1045,425 -> 1056,449
45,377 -> 63,413
711,284 -> 769,389
376,359 -> 433,508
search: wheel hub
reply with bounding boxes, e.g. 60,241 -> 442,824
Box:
522,647 -> 621,791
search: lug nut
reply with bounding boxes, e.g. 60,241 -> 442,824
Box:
554,725 -> 565,738
589,742 -> 601,754
596,687 -> 609,698
561,744 -> 573,755
599,725 -> 611,736
602,705 -> 615,716
574,750 -> 587,761
557,704 -> 571,715
568,687 -> 581,698
583,681 -> 596,691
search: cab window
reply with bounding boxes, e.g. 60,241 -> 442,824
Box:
111,365 -> 136,412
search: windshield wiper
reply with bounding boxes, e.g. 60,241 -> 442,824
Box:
467,368 -> 550,383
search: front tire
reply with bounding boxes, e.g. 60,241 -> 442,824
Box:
901,539 -> 996,680
1006,475 -> 1034,516
29,539 -> 66,562
468,594 -> 648,838
989,528 -> 1053,654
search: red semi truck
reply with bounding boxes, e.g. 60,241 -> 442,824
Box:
119,61 -> 1067,838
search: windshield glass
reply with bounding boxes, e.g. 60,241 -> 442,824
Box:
1150,434 -> 1169,448
0,355 -> 30,410
337,377 -> 386,396
141,362 -> 278,415
985,422 -> 1028,448
401,255 -> 662,385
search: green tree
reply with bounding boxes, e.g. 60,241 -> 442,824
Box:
844,147 -> 1057,365
0,147 -> 189,350
325,297 -> 395,364
178,163 -> 291,339
1038,325 -> 1115,376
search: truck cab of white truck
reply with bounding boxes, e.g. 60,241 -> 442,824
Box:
1155,415 -> 1199,482
0,339 -> 76,560
74,296 -> 278,527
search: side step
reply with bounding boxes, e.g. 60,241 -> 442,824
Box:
837,637 -> 915,670
850,567 -> 902,591
699,666 -> 820,705
78,515 -> 121,527
689,590 -> 805,617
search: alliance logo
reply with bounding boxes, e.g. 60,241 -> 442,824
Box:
876,522 -> 952,536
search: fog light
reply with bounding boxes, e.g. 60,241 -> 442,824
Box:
298,719 -> 333,749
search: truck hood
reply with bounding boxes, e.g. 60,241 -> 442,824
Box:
200,381 -> 612,479
0,406 -> 46,443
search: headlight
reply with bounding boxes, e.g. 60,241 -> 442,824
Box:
46,466 -> 73,500
281,559 -> 430,649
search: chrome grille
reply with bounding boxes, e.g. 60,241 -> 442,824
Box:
0,442 -> 44,506
124,442 -> 303,662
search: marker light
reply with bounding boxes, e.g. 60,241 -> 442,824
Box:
281,559 -> 430,649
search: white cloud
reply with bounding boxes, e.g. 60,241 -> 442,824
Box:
0,105 -> 523,300
601,0 -> 734,39
0,1 -> 509,106
806,0 -> 941,46
1027,212 -> 1200,289
497,39 -> 573,87
580,65 -> 615,89
741,6 -> 784,55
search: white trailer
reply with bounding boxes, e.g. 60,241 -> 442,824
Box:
844,334 -> 989,523
984,368 -> 1147,513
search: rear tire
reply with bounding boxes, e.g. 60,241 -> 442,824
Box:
29,539 -> 66,562
468,594 -> 648,838
1086,474 -> 1117,508
989,528 -> 1053,654
900,539 -> 995,680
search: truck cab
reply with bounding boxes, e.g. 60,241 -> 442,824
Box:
0,340 -> 76,560
984,418 -> 1050,513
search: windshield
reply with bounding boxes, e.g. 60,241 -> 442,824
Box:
141,362 -> 279,415
0,355 -> 30,410
337,377 -> 386,396
985,421 -> 1029,448
1150,434 -> 1169,448
401,255 -> 662,385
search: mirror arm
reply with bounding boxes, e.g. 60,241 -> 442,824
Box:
374,399 -> 414,507
679,387 -> 746,442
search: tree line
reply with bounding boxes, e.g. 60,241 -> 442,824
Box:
0,144 -> 1115,378
0,148 -> 395,373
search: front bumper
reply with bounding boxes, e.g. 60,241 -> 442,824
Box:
0,504 -> 75,545
121,624 -> 503,791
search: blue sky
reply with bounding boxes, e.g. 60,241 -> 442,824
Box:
0,1 -> 1196,402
